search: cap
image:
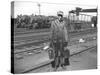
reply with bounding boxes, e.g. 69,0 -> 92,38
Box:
57,11 -> 64,16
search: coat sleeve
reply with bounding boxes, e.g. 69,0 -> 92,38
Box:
63,23 -> 69,42
49,21 -> 55,47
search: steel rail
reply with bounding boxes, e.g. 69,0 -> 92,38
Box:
14,29 -> 97,48
22,46 -> 97,73
14,36 -> 96,55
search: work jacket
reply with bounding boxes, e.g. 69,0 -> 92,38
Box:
50,19 -> 68,43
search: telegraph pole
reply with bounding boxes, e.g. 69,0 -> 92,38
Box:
37,3 -> 41,15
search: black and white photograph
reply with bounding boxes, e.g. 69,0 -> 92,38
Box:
11,0 -> 98,74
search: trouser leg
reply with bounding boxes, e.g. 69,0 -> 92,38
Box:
51,51 -> 59,70
60,56 -> 65,67
51,56 -> 59,71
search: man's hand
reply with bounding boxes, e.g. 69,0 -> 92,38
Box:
64,42 -> 68,47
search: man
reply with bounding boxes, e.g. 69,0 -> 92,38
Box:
50,11 -> 70,71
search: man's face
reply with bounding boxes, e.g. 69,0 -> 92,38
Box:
58,15 -> 62,20
57,14 -> 63,20
58,14 -> 63,21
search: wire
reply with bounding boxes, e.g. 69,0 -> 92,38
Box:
31,1 -> 97,7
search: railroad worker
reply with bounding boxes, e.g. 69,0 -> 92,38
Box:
49,11 -> 70,71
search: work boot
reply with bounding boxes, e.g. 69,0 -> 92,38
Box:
62,65 -> 67,70
53,67 -> 57,71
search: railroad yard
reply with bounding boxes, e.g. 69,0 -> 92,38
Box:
13,28 -> 97,73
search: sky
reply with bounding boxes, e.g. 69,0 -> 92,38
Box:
11,0 -> 98,18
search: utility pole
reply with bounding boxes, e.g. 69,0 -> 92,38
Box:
37,3 -> 41,15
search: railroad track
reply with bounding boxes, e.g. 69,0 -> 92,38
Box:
14,28 -> 96,42
14,36 -> 97,59
14,28 -> 97,48
14,29 -> 50,36
22,45 -> 97,73
14,28 -> 96,36
14,28 -> 96,39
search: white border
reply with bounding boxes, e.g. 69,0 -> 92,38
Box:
0,0 -> 99,75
